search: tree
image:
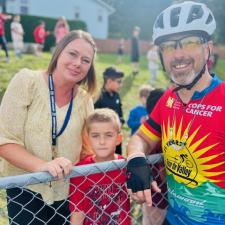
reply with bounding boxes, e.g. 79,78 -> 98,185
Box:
103,0 -> 171,40
104,0 -> 225,44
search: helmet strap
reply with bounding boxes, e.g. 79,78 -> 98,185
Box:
172,65 -> 206,92
159,52 -> 165,71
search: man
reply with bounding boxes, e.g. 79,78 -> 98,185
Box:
126,1 -> 225,225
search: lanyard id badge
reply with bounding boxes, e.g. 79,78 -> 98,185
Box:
48,74 -> 74,159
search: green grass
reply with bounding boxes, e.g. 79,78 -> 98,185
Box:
0,50 -> 225,224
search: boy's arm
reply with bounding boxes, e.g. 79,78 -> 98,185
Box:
70,211 -> 85,225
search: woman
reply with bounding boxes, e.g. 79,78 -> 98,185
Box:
0,30 -> 97,225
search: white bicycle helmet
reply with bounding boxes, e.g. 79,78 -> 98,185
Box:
152,1 -> 216,45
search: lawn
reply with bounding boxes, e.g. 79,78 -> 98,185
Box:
0,50 -> 225,224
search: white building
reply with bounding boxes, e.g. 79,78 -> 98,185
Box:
5,0 -> 115,39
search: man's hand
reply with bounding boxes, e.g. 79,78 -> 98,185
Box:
126,157 -> 161,206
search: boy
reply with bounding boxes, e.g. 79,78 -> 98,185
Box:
127,84 -> 153,135
94,66 -> 125,154
69,108 -> 131,225
33,20 -> 50,56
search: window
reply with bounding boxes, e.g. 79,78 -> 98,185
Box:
98,10 -> 103,22
20,0 -> 29,15
20,6 -> 28,14
21,0 -> 28,3
75,12 -> 80,19
74,7 -> 80,19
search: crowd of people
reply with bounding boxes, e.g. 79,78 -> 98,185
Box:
0,1 -> 224,225
0,14 -> 70,60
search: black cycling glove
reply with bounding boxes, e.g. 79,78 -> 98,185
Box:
126,157 -> 153,193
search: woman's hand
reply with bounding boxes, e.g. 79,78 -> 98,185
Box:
39,157 -> 73,179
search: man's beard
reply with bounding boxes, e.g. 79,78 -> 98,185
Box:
169,69 -> 197,86
167,57 -> 204,86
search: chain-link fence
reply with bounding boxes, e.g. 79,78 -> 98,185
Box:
0,154 -> 168,225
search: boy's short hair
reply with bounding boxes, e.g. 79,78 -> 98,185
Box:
139,84 -> 154,98
86,108 -> 121,133
146,88 -> 164,114
103,67 -> 124,81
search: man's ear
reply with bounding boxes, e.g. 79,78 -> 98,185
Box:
116,133 -> 123,145
206,40 -> 214,59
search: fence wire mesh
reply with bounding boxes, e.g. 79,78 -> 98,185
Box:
0,154 -> 168,225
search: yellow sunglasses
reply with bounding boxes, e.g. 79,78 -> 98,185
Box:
159,36 -> 206,55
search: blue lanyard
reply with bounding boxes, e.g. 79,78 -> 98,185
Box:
48,74 -> 74,147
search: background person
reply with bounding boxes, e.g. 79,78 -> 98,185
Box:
94,66 -> 125,155
69,108 -> 131,225
147,44 -> 159,85
116,38 -> 125,64
10,15 -> 24,58
0,9 -> 11,63
130,26 -> 141,75
126,2 -> 225,225
33,20 -> 50,56
54,16 -> 70,45
0,30 -> 97,225
127,84 -> 153,135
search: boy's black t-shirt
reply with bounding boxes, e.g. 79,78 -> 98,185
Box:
94,89 -> 125,124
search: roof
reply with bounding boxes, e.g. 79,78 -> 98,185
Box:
92,0 -> 115,14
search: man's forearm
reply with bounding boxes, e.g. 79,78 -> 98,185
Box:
126,133 -> 149,157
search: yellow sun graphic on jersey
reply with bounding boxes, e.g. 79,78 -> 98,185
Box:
162,117 -> 224,188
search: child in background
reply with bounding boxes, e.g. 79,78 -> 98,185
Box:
127,84 -> 153,135
54,16 -> 70,45
10,15 -> 24,58
142,88 -> 168,225
146,44 -> 159,85
94,66 -> 125,154
130,26 -> 141,75
0,9 -> 11,62
69,108 -> 131,225
117,38 -> 125,64
33,20 -> 50,56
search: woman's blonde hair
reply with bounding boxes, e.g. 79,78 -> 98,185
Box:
47,30 -> 97,95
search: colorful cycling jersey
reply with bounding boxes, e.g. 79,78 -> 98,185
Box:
140,75 -> 225,225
